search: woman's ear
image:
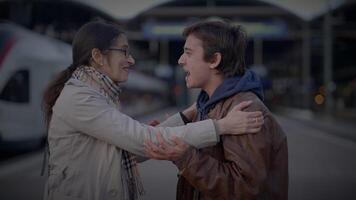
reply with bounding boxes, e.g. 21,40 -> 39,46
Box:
209,52 -> 222,69
91,48 -> 104,66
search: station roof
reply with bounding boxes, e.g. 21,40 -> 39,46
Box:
72,0 -> 349,21
260,0 -> 347,21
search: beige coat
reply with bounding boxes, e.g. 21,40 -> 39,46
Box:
44,78 -> 219,200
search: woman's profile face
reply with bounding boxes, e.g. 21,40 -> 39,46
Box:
101,34 -> 135,83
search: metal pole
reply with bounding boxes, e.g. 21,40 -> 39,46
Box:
160,40 -> 169,65
323,6 -> 334,113
254,38 -> 263,65
149,40 -> 159,55
302,22 -> 311,109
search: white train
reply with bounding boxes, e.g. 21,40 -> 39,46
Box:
0,22 -> 169,148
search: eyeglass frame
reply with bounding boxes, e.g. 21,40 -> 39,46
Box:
107,48 -> 131,58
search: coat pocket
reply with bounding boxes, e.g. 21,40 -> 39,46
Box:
62,196 -> 82,200
51,189 -> 83,200
48,166 -> 68,190
49,166 -> 83,199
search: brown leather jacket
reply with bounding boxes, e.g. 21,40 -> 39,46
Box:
174,92 -> 288,200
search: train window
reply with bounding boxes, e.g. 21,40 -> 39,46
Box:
0,69 -> 29,103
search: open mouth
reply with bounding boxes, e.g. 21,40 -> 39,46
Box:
122,67 -> 131,72
185,72 -> 191,84
184,69 -> 190,81
183,68 -> 190,77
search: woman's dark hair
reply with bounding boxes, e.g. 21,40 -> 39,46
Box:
42,20 -> 124,127
183,20 -> 247,78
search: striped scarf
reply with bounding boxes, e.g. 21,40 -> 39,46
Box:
72,65 -> 145,200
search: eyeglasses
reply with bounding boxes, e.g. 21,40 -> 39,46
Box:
107,48 -> 131,58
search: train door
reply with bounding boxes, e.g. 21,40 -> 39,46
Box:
0,67 -> 34,142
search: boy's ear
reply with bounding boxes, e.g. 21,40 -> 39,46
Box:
91,48 -> 104,66
209,52 -> 222,69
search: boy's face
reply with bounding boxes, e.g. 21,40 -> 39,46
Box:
178,34 -> 213,90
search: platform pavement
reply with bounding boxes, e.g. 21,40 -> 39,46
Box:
275,107 -> 356,143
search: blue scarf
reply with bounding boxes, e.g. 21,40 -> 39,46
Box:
197,70 -> 264,120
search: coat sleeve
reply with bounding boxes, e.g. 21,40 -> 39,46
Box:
158,105 -> 197,127
158,112 -> 185,127
54,87 -> 218,157
174,105 -> 272,199
135,113 -> 186,162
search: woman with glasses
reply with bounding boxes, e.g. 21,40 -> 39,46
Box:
42,20 -> 264,200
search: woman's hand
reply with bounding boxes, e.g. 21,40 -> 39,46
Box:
148,119 -> 160,126
144,132 -> 190,161
217,101 -> 264,135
